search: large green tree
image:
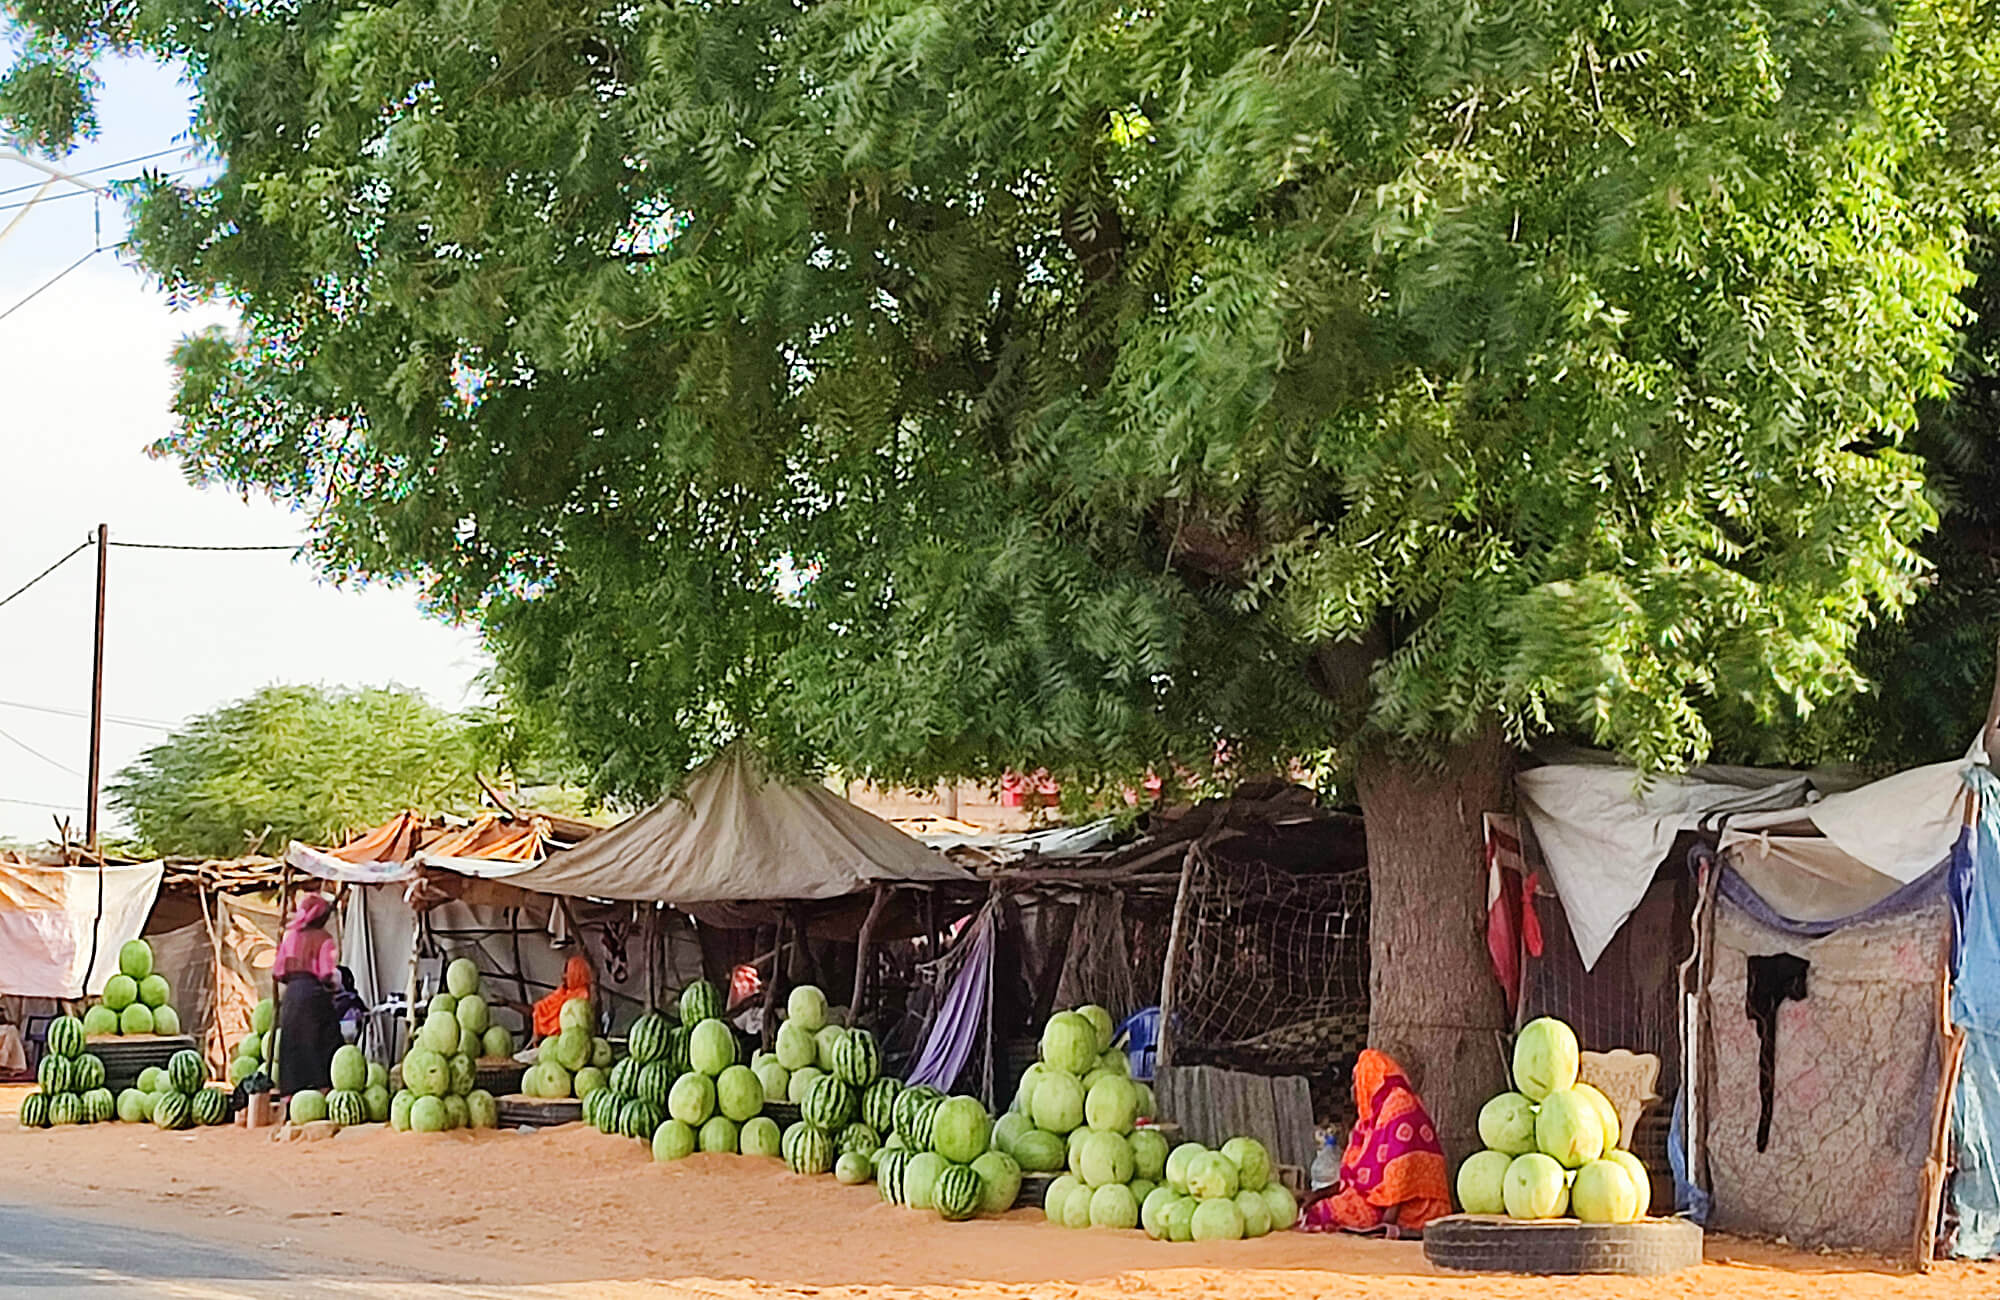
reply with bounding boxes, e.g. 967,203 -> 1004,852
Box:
109,684 -> 534,857
12,0 -> 2000,1140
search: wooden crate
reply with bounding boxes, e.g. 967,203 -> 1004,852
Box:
496,1094 -> 582,1128
84,1035 -> 199,1092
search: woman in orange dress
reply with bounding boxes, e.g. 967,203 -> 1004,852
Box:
1301,1048 -> 1452,1236
532,954 -> 595,1038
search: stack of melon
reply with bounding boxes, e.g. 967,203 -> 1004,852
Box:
286,1044 -> 393,1128
523,990 -> 612,1101
994,1006 -> 1154,1178
385,958 -> 504,1132
753,983 -> 855,1110
870,1086 -> 1022,1222
641,978 -> 779,1160
81,940 -> 183,1039
225,997 -> 279,1087
769,990 -> 901,1185
1455,1017 -> 1652,1224
1120,1137 -> 1296,1241
16,1015 -> 115,1128
106,1049 -> 229,1129
589,1003 -> 683,1138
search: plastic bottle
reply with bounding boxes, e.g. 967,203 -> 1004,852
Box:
1310,1134 -> 1341,1189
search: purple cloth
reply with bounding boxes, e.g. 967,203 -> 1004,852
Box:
907,905 -> 996,1091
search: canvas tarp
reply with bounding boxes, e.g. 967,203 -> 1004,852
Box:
0,860 -> 164,998
287,813 -> 557,885
501,749 -> 967,904
1519,759 -> 1973,970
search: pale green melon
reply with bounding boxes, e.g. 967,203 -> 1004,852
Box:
1163,1196 -> 1198,1242
1088,1182 -> 1139,1230
1456,1149 -> 1513,1215
699,1115 -> 739,1154
786,985 -> 828,1032
1511,1017 -> 1580,1102
1190,1197 -> 1245,1241
716,1065 -> 763,1122
1503,1152 -> 1570,1219
289,1090 -> 328,1124
1187,1150 -> 1240,1200
1478,1091 -> 1540,1156
409,1096 -> 447,1133
466,1089 -> 498,1129
1129,1128 -> 1169,1182
445,957 -> 481,998
83,1005 -> 120,1037
1164,1142 -> 1205,1193
1075,1005 -> 1115,1054
330,1045 -> 368,1092
1030,1069 -> 1085,1134
1077,1130 -> 1135,1188
1141,1185 -> 1178,1239
1039,1012 -> 1098,1076
1572,1158 -> 1642,1223
775,1020 -> 816,1071
1260,1181 -> 1298,1230
754,1059 -> 790,1103
1219,1136 -> 1271,1191
1235,1188 -> 1273,1237
1536,1089 -> 1605,1169
970,1149 -> 1022,1215
1084,1075 -> 1138,1135
653,1119 -> 698,1160
1043,1173 -> 1080,1224
1606,1149 -> 1652,1218
739,1115 -> 783,1158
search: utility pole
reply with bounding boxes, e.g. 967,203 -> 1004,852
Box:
84,522 -> 107,853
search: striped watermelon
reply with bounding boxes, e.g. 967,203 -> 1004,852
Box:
665,1025 -> 691,1076
628,1012 -> 673,1065
637,1062 -> 675,1108
167,1049 -> 205,1094
618,1098 -> 664,1139
82,1087 -> 115,1124
192,1088 -> 230,1126
608,1057 -> 642,1099
48,1092 -> 82,1126
583,1089 -> 611,1131
152,1090 -> 193,1131
45,1015 -> 84,1058
36,1054 -> 71,1095
832,1029 -> 880,1087
72,1053 -> 106,1093
679,980 -> 722,1025
934,1164 -> 982,1221
326,1089 -> 367,1127
803,1075 -> 858,1130
838,1122 -> 882,1158
862,1078 -> 902,1134
783,1122 -> 835,1175
19,1092 -> 50,1129
893,1084 -> 943,1145
875,1148 -> 911,1203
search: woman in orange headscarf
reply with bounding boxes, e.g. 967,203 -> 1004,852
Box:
1301,1048 -> 1452,1236
533,955 -> 595,1039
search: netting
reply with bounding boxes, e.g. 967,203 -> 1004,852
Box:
1054,891 -> 1140,1021
1169,846 -> 1370,1117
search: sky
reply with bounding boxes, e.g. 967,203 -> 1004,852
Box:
0,52 -> 488,845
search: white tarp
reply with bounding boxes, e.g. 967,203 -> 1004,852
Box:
1520,757 -> 1978,968
914,819 -> 1117,858
503,748 -> 968,904
0,860 -> 164,998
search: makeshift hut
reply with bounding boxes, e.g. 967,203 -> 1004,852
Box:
1514,750 -> 2000,1266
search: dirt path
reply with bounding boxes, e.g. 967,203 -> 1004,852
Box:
3,1086 -> 1995,1298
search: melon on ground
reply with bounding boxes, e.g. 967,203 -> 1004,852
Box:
1190,1197 -> 1245,1241
1088,1183 -> 1139,1230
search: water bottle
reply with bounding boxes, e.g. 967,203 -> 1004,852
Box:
1310,1134 -> 1341,1189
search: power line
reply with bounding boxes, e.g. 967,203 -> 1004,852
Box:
0,794 -> 80,812
0,146 -> 188,199
0,165 -> 207,214
0,246 -> 109,324
0,723 -> 84,777
0,538 -> 92,611
108,540 -> 298,552
0,699 -> 176,732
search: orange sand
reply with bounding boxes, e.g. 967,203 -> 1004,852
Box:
2,1084 -> 1996,1298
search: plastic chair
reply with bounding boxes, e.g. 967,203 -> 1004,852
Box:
1118,1007 -> 1162,1081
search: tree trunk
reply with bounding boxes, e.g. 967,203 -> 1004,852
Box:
1356,728 -> 1514,1170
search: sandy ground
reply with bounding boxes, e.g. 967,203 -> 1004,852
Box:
3,1084 -> 1997,1298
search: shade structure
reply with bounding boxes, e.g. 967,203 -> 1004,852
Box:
499,748 -> 968,904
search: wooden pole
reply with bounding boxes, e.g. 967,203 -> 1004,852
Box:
84,523 -> 107,853
1155,845 -> 1200,1070
760,910 -> 788,1050
850,883 -> 892,1020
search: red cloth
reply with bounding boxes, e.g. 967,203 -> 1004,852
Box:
1483,818 -> 1543,1016
533,955 -> 594,1038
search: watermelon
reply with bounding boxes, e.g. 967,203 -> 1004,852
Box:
482,1025 -> 514,1059
664,1025 -> 691,1076
679,979 -> 722,1025
611,1058 -> 645,1099
931,1097 -> 992,1164
838,1121 -> 883,1159
716,1065 -> 763,1122
35,1054 -> 70,1094
893,1085 -> 944,1146
430,992 -> 458,1019
1089,1183 -> 1140,1230
787,985 -> 828,1032
167,1049 -> 205,1094
835,1151 -> 873,1184
251,997 -> 276,1034
47,1092 -> 83,1126
364,1084 -> 392,1122
118,938 -> 154,980
327,1089 -> 367,1126
832,1029 -> 880,1087
668,1072 -> 717,1126
410,1096 -> 447,1133
192,1088 -> 229,1126
81,1087 -> 115,1124
289,1090 -> 328,1124
466,1089 -> 499,1129
971,1149 -> 1023,1215
330,1045 -> 368,1092
1030,1069 -> 1085,1134
862,1077 -> 902,1134
689,1019 -> 737,1076
813,1024 -> 846,1073
72,1053 -> 106,1092
775,1020 -> 817,1071
620,1098 -> 665,1140
449,1052 -> 477,1097
149,1090 -> 190,1130
629,1011 -> 672,1064
446,957 -> 482,998
754,1059 -> 790,1103
46,1015 -> 85,1058
574,1066 -> 608,1099
115,1088 -> 148,1124
903,1151 -> 948,1210
1040,1012 -> 1098,1076
138,974 -> 171,1009
403,1048 -> 449,1097
727,1114 -> 773,1157
876,1148 -> 912,1203
118,1003 -> 155,1035
455,994 -> 491,1037
653,1118 -> 698,1160
787,1065 -> 824,1106
803,1075 -> 858,1130
699,1114 -> 739,1153
784,1122 -> 836,1175
582,1089 -> 611,1131
1012,1128 -> 1067,1173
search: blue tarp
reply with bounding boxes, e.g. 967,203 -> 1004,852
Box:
1952,767 -> 2000,1257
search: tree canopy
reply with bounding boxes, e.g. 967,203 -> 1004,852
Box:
9,1 -> 2000,800
106,684 -> 556,857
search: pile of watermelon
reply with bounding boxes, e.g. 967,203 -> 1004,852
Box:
748,983 -> 855,1110
80,939 -> 183,1039
125,1049 -> 233,1129
286,1044 -> 393,1128
588,977 -> 771,1157
1091,1135 -> 1297,1241
384,958 -> 504,1132
16,1015 -> 115,1128
225,997 -> 279,1087
522,987 -> 611,1101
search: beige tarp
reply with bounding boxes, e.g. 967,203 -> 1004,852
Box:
0,860 -> 164,997
504,749 -> 968,904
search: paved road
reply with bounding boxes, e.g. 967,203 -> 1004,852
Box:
0,1202 -> 530,1298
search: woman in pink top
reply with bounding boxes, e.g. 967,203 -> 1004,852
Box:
273,894 -> 342,1096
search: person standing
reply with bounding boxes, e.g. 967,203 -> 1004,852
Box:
273,894 -> 343,1096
